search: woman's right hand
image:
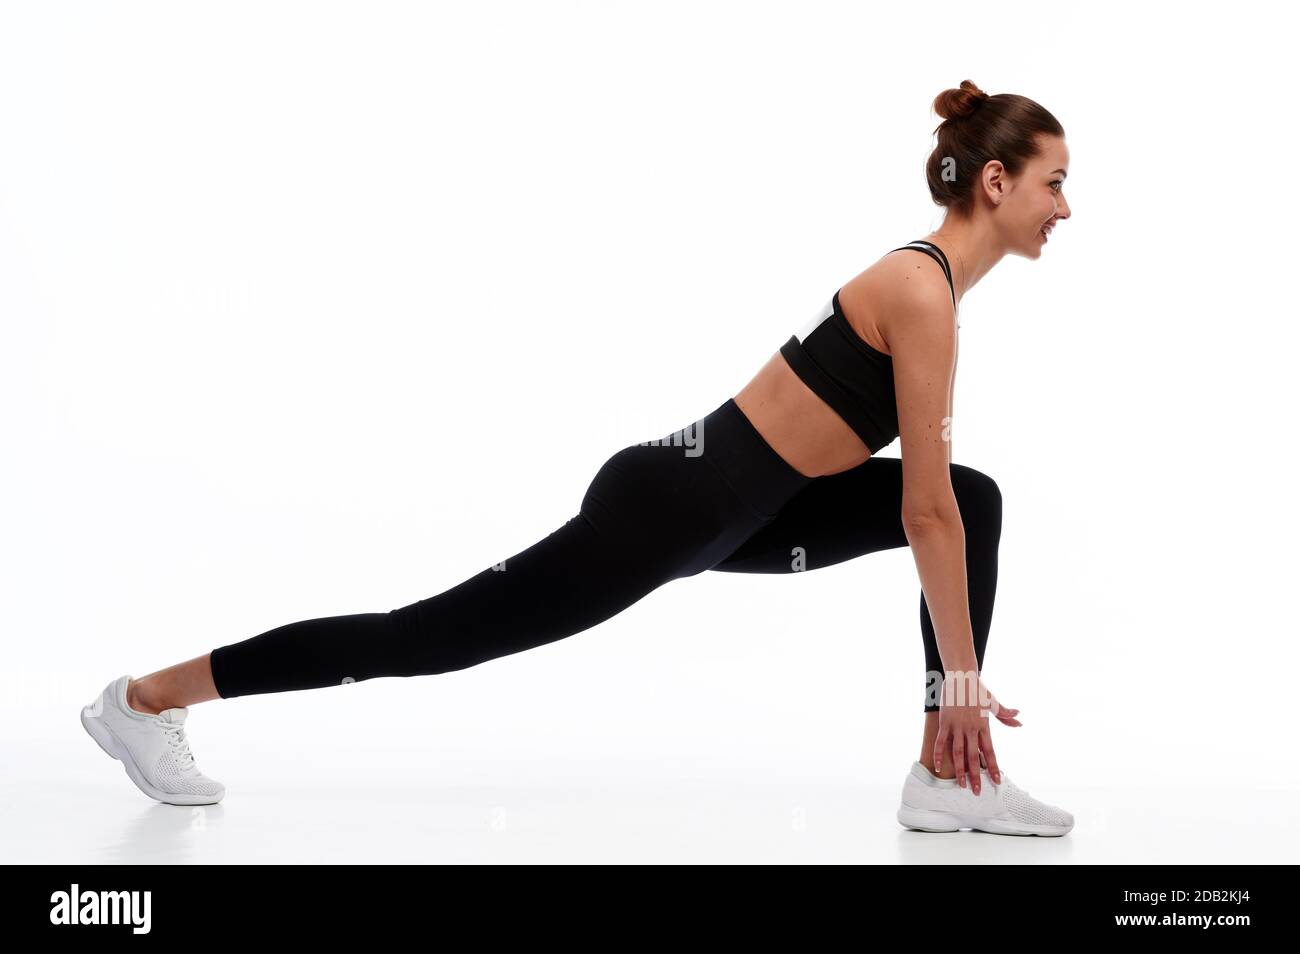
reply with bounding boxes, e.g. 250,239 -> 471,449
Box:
934,679 -> 1021,795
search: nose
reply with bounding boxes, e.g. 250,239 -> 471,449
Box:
1055,194 -> 1071,221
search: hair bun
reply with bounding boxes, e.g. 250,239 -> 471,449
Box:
933,80 -> 989,121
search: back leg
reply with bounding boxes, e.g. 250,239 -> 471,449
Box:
383,503 -> 723,678
208,443 -> 765,699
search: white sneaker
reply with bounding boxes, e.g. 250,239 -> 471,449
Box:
896,760 -> 1073,836
80,674 -> 225,805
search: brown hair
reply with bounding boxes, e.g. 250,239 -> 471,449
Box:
925,80 -> 1064,217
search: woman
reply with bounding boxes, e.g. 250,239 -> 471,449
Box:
82,80 -> 1075,836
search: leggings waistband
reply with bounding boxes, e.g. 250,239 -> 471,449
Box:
692,397 -> 814,518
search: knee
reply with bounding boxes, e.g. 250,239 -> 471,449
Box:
950,464 -> 1002,535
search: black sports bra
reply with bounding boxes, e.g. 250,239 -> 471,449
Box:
777,240 -> 957,454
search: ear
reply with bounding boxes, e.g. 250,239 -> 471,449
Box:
980,159 -> 1007,207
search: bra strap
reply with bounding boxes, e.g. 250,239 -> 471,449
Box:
890,240 -> 957,309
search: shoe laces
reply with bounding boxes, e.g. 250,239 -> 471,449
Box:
157,718 -> 198,774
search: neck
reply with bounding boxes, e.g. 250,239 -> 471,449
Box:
922,215 -> 1006,303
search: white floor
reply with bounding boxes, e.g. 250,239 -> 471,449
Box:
6,728 -> 1292,864
8,565 -> 1296,865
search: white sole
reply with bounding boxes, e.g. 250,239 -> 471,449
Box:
80,705 -> 223,806
897,804 -> 1071,837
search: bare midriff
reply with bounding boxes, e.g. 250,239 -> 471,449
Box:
732,276 -> 893,479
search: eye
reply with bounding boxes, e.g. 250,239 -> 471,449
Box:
1050,180 -> 1063,192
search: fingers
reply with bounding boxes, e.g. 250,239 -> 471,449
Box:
966,730 -> 983,794
979,726 -> 1001,784
952,733 -> 966,788
978,681 -> 1022,727
996,706 -> 1023,728
983,691 -> 1000,719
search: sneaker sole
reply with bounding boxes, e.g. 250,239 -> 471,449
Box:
80,705 -> 224,806
897,804 -> 1071,837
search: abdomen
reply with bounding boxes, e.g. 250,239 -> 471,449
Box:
733,351 -> 874,478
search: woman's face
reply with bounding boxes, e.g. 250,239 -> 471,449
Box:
997,133 -> 1071,259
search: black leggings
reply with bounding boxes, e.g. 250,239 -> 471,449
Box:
208,398 -> 1001,711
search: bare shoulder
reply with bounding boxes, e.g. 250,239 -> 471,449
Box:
841,249 -> 955,354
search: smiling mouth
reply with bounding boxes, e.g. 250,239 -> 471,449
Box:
1039,222 -> 1054,241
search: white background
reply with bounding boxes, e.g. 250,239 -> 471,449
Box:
3,0 -> 1294,863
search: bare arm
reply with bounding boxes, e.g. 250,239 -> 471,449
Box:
888,263 -> 1013,792
889,274 -> 977,685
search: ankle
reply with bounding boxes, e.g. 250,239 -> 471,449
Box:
126,677 -> 165,716
920,756 -> 956,780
